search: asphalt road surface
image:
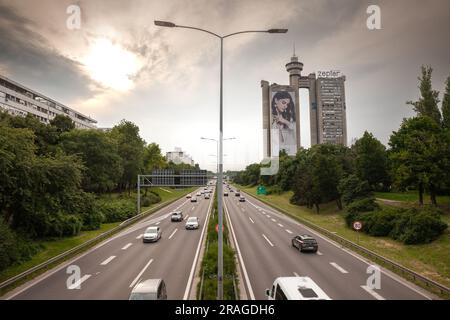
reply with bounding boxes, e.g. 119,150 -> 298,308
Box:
5,187 -> 213,300
223,190 -> 435,300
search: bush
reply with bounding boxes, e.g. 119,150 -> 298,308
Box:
364,208 -> 399,237
94,198 -> 136,223
390,207 -> 447,244
141,191 -> 161,207
265,185 -> 283,195
346,198 -> 379,215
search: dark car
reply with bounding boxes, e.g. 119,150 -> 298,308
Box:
292,235 -> 318,253
224,192 -> 228,197
170,211 -> 183,222
235,192 -> 240,197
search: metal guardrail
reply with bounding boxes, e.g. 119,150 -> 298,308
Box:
0,191 -> 192,294
243,191 -> 450,297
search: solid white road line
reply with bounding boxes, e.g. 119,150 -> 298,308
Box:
262,234 -> 274,247
129,258 -> 154,288
68,274 -> 91,290
285,229 -> 293,234
249,217 -> 255,224
168,228 -> 178,240
330,262 -> 348,274
278,223 -> 284,227
100,255 -> 116,266
293,272 -> 300,277
183,189 -> 214,300
136,234 -> 143,239
361,285 -> 385,300
122,243 -> 133,250
224,201 -> 255,300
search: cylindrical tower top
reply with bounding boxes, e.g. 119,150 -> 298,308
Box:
286,55 -> 303,77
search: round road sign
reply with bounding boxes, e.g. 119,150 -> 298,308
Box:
353,221 -> 363,231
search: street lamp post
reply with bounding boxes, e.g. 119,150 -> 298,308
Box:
156,20 -> 287,299
201,137 -> 235,174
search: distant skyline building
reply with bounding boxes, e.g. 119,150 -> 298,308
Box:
0,75 -> 97,129
166,147 -> 195,166
261,54 -> 347,157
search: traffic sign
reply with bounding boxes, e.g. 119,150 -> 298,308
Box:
353,221 -> 363,231
215,224 -> 224,233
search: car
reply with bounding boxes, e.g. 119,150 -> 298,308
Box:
204,194 -> 210,199
129,279 -> 167,300
196,192 -> 201,197
229,189 -> 234,193
292,234 -> 318,253
185,217 -> 200,229
239,196 -> 246,202
201,190 -> 205,195
170,211 -> 183,222
143,226 -> 162,243
186,194 -> 192,199
190,197 -> 197,203
265,277 -> 331,300
235,192 -> 241,197
224,192 -> 228,197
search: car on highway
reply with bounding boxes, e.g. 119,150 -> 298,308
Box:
204,194 -> 210,199
235,192 -> 241,197
265,277 -> 330,300
190,196 -> 197,203
185,217 -> 200,230
170,211 -> 183,222
129,279 -> 167,300
239,196 -> 246,202
196,192 -> 201,197
292,234 -> 318,253
186,194 -> 192,199
224,191 -> 228,197
143,226 -> 162,243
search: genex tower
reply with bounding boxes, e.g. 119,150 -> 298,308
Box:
262,54 -> 347,158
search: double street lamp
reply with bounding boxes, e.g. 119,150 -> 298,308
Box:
201,137 -> 235,174
155,20 -> 287,299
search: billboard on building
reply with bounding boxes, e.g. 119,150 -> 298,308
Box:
269,88 -> 297,156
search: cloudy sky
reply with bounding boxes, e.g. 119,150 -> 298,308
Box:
0,0 -> 449,171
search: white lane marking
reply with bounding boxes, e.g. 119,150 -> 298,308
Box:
361,285 -> 385,300
267,215 -> 271,218
249,217 -> 255,224
293,272 -> 300,277
330,262 -> 348,274
129,258 -> 154,288
68,274 -> 91,290
122,243 -> 133,250
155,221 -> 160,225
183,189 -> 215,300
100,255 -> 116,266
317,251 -> 323,256
184,214 -> 189,220
262,234 -> 274,247
168,228 -> 178,240
277,223 -> 284,227
136,234 -> 143,239
224,201 -> 255,300
271,218 -> 276,222
191,207 -> 195,211
285,229 -> 293,234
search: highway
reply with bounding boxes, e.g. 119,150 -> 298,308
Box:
224,190 -> 435,300
5,187 -> 213,300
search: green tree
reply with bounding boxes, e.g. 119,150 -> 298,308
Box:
338,174 -> 372,206
352,131 -> 390,190
110,120 -> 145,194
389,116 -> 450,205
143,143 -> 167,172
442,76 -> 450,130
407,66 -> 441,124
50,114 -> 75,133
60,129 -> 123,193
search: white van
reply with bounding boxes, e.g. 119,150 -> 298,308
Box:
129,279 -> 167,300
265,277 -> 331,300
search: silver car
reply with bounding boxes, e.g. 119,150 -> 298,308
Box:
142,226 -> 161,243
129,279 -> 167,300
185,217 -> 200,230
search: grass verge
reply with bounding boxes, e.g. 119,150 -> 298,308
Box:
239,185 -> 450,299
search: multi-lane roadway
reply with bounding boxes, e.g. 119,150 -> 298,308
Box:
224,189 -> 435,300
5,187 -> 213,300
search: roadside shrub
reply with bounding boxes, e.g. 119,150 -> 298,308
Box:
266,185 -> 283,195
346,197 -> 379,215
390,207 -> 447,244
95,198 -> 135,223
141,191 -> 161,207
364,208 -> 399,236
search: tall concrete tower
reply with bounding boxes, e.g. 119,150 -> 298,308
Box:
285,54 -> 303,150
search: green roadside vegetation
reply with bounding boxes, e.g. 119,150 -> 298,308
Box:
240,185 -> 450,292
375,192 -> 450,206
197,192 -> 238,300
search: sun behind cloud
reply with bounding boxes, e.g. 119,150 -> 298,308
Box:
82,38 -> 142,91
